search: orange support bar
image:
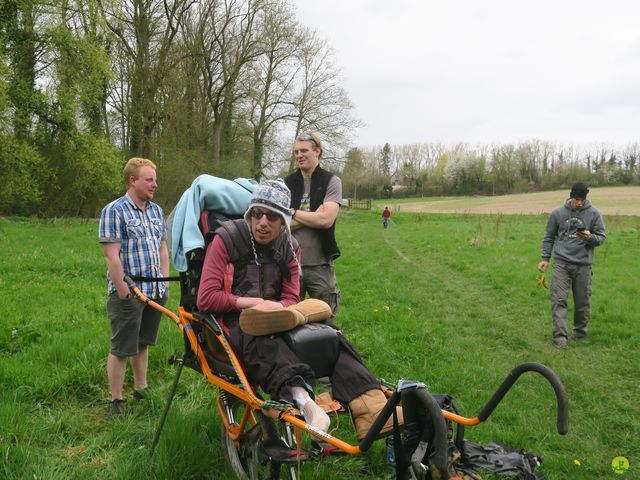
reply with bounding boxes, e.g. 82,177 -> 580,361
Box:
442,410 -> 481,426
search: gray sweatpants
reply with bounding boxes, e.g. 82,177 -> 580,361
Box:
550,261 -> 592,341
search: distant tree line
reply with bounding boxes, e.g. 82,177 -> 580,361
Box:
342,140 -> 640,199
2,1 -> 637,217
0,0 -> 359,216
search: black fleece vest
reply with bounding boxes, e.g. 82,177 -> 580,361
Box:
285,166 -> 340,261
215,219 -> 298,300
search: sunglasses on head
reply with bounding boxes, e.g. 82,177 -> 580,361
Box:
250,208 -> 281,221
296,132 -> 319,147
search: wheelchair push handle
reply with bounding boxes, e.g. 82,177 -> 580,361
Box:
477,362 -> 569,435
122,275 -> 181,328
123,275 -> 142,299
123,275 -> 137,291
123,275 -> 148,303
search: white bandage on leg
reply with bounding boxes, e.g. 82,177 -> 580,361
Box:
291,386 -> 311,408
291,387 -> 330,432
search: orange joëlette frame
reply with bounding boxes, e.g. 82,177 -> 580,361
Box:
126,281 -> 485,456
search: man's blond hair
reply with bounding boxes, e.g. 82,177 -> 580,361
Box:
296,131 -> 323,159
123,157 -> 157,186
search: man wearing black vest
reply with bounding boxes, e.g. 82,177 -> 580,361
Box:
285,131 -> 342,317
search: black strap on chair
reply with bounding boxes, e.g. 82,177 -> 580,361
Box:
128,275 -> 181,282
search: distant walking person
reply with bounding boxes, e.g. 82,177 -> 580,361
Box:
98,158 -> 170,416
537,182 -> 605,349
285,131 -> 342,316
382,206 -> 391,228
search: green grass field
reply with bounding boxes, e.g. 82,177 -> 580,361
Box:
1,208 -> 638,479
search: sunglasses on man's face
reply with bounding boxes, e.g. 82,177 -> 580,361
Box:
250,208 -> 281,222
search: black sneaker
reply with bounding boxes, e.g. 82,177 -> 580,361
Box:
571,333 -> 586,341
109,399 -> 126,417
132,388 -> 151,400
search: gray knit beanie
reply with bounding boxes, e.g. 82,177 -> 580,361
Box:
243,179 -> 294,237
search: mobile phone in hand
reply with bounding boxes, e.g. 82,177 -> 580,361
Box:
576,227 -> 586,232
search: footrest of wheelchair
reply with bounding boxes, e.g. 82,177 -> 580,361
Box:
311,440 -> 347,457
260,439 -> 309,464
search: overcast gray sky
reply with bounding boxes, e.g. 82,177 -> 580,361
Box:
292,1 -> 640,149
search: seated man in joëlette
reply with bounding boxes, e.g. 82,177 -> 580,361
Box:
197,179 -> 398,438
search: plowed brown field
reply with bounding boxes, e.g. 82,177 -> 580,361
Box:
392,186 -> 640,216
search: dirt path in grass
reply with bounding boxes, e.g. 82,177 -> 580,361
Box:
388,186 -> 640,216
382,234 -> 411,263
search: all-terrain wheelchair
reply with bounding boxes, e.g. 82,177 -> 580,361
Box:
124,200 -> 569,480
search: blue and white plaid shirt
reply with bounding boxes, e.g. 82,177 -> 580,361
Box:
99,193 -> 167,298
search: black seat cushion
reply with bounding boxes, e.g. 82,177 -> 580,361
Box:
282,323 -> 340,378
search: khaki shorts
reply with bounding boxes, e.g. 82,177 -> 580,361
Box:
107,292 -> 167,357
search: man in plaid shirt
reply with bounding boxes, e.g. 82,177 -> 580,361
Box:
99,157 -> 170,416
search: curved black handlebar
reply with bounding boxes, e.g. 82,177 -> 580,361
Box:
477,362 -> 569,435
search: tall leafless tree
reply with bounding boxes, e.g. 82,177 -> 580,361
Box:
98,0 -> 193,157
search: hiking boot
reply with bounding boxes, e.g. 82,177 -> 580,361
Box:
570,333 -> 586,341
349,389 -> 404,441
132,388 -> 151,400
109,399 -> 126,417
552,338 -> 568,350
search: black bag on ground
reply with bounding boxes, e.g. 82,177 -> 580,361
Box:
460,439 -> 546,480
391,392 -> 546,480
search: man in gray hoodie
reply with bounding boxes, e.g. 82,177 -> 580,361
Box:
537,182 -> 606,349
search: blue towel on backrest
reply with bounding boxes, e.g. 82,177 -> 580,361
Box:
169,175 -> 254,272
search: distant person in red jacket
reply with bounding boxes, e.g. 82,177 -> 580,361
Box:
382,206 -> 391,229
